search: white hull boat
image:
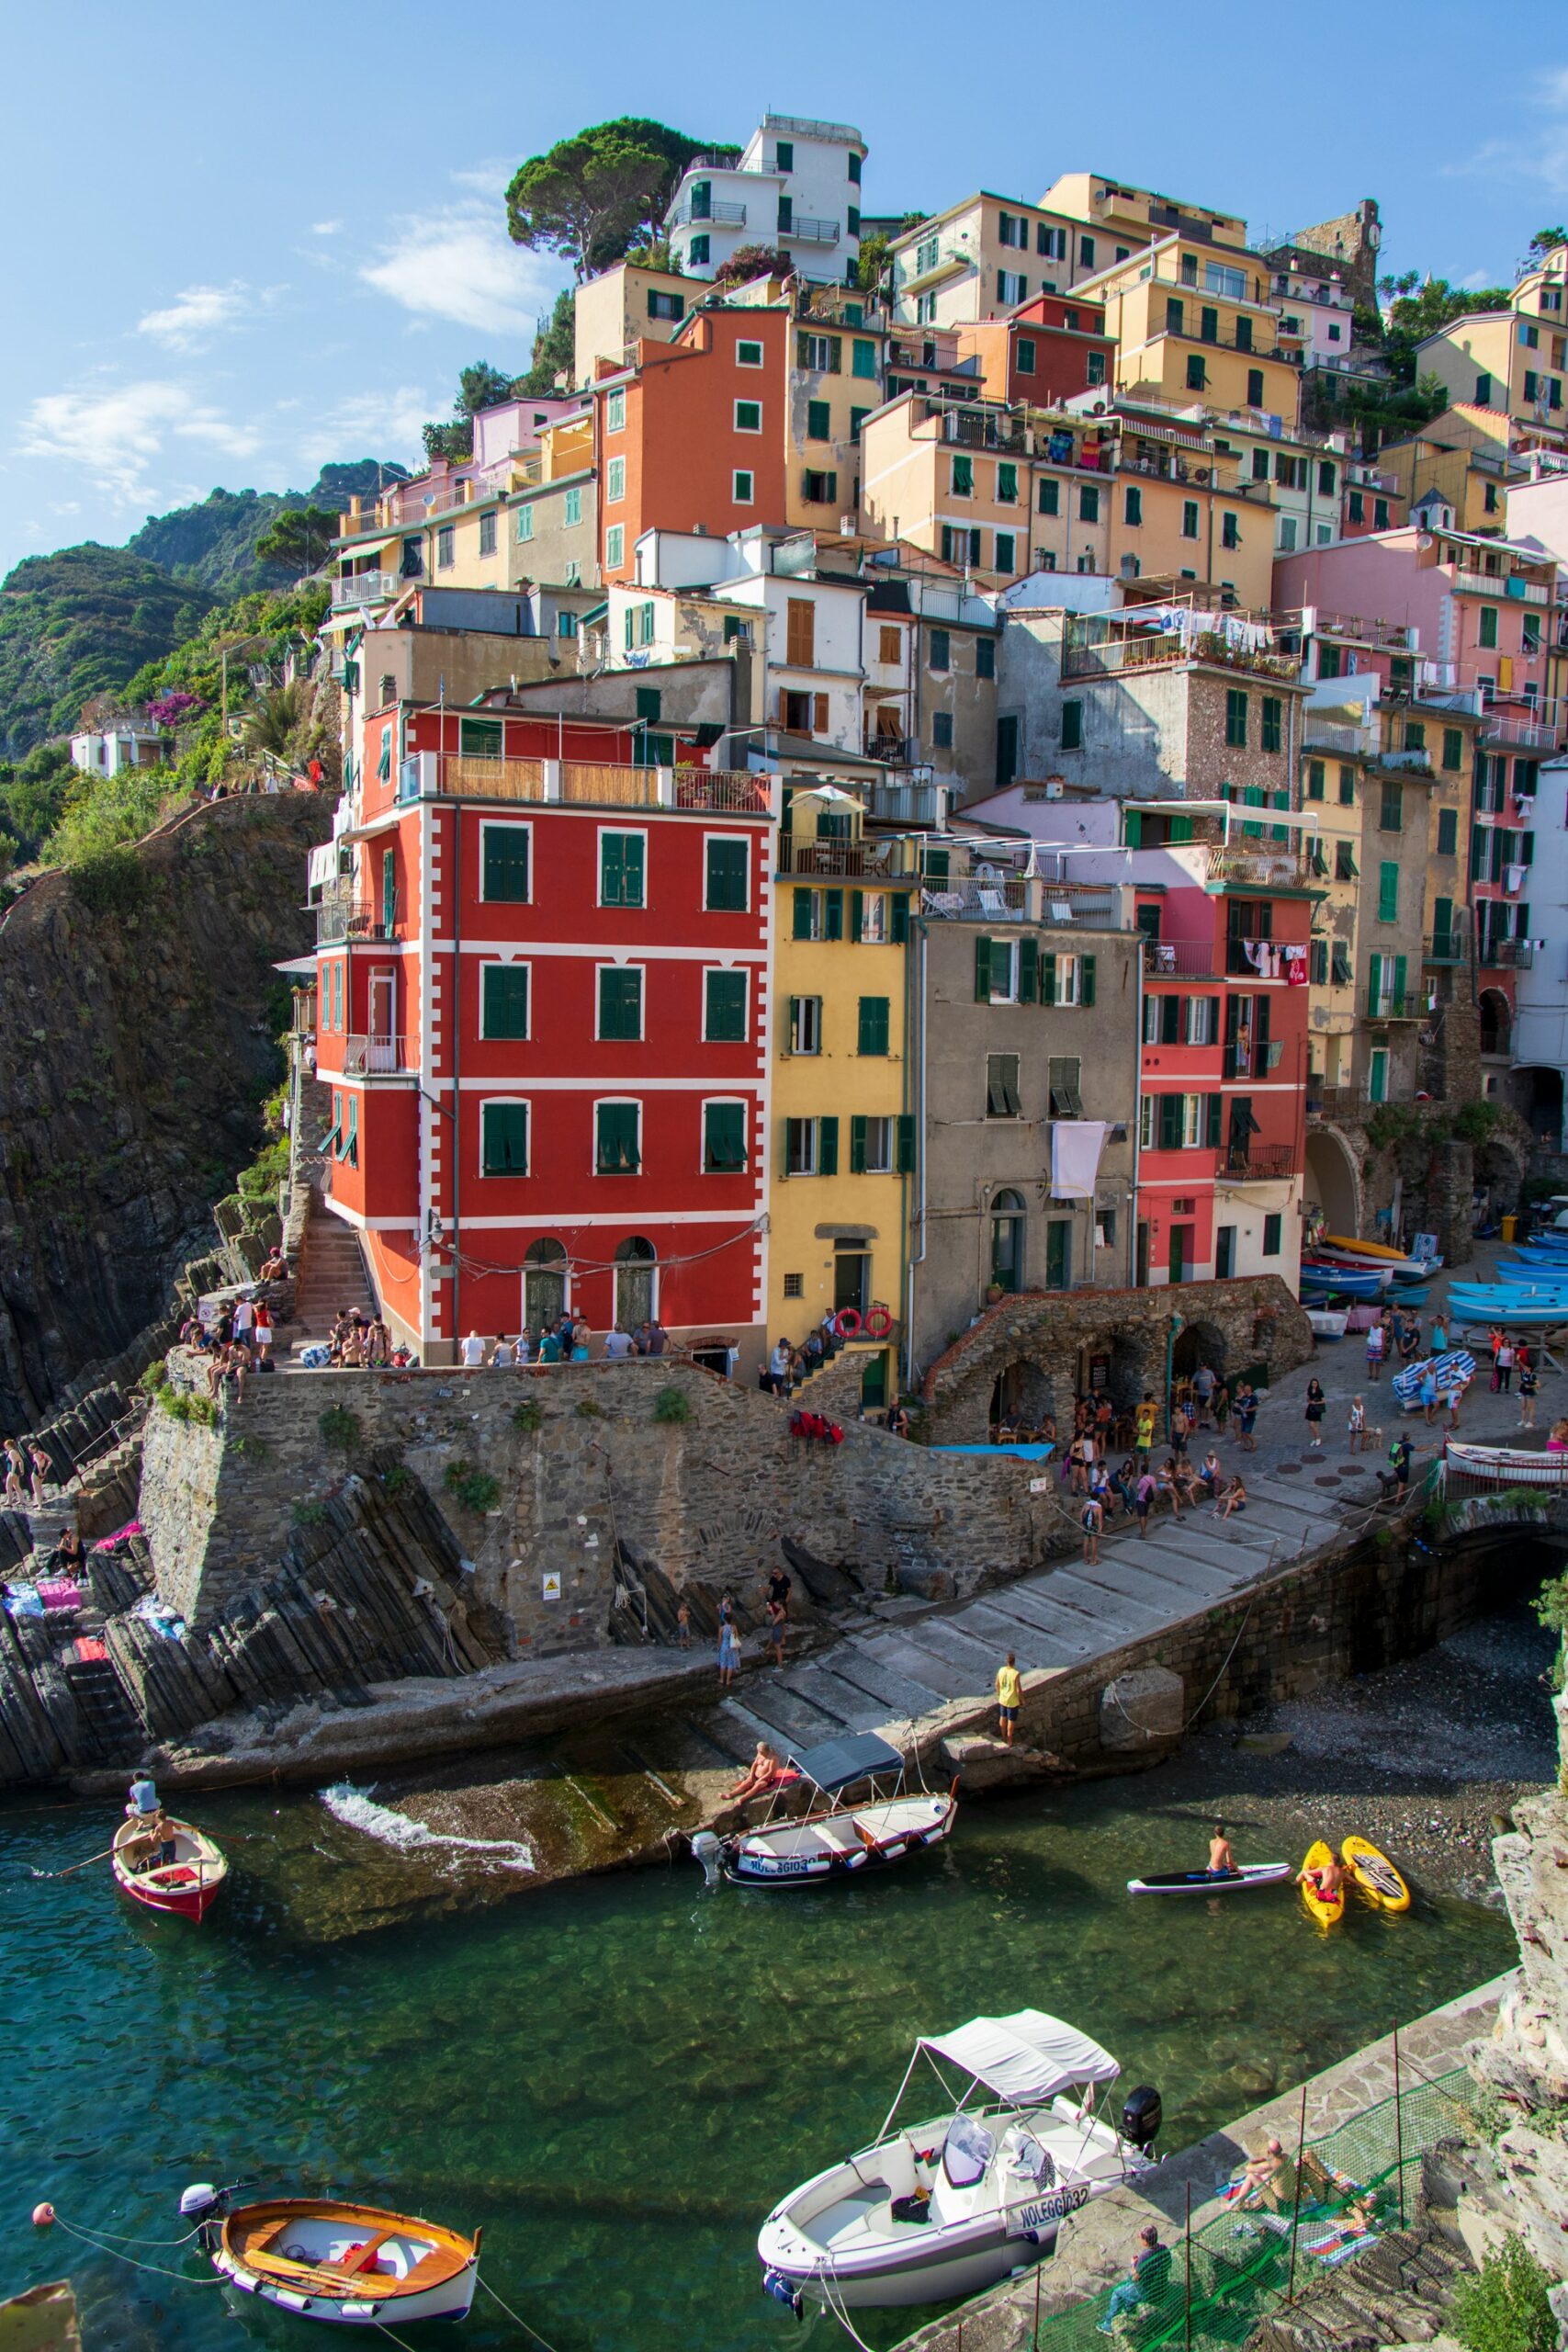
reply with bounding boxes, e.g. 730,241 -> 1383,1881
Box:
183,2188 -> 479,2325
1305,1309 -> 1348,1340
758,2010 -> 1158,2310
692,1732 -> 956,1888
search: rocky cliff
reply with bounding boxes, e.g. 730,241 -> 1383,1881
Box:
0,794 -> 324,1427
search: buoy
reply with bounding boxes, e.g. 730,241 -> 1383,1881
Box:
32,2203 -> 54,2228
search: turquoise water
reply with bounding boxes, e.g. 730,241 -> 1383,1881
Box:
0,1775 -> 1517,2352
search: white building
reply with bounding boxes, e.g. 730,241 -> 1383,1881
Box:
1510,752 -> 1568,1148
68,723 -> 174,778
665,114 -> 864,288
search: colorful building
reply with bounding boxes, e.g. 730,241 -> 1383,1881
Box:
664,114 -> 865,287
1081,234 -> 1302,426
953,290 -> 1112,409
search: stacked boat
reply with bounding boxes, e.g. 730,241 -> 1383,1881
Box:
1450,1232 -> 1568,1328
1301,1233 -> 1440,1306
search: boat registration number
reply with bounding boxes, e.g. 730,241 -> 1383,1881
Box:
1018,2186 -> 1090,2229
746,1856 -> 824,1877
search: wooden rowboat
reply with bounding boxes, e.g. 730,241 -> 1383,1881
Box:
207,2197 -> 480,2324
111,1815 -> 227,1923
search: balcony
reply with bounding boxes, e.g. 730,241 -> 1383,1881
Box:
1143,939 -> 1219,978
863,779 -> 942,826
1481,937 -> 1535,968
1223,1144 -> 1296,1179
1365,989 -> 1422,1021
1425,930 -> 1470,965
943,411 -> 1028,454
1371,747 -> 1433,775
1453,567 -> 1549,605
315,891 -> 391,947
863,734 -> 917,766
1063,628 -> 1299,684
784,214 -> 840,246
1209,846 -> 1311,889
779,836 -> 914,878
1481,708 -> 1561,750
342,1035 -> 413,1077
1302,718 -> 1371,757
671,198 -> 747,228
919,876 -> 1122,927
1308,1085 -> 1371,1120
399,752 -> 772,815
332,571 -> 399,608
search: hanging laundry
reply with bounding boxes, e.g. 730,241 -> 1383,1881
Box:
1050,1120 -> 1108,1201
1284,945 -> 1308,986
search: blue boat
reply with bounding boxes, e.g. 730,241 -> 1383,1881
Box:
1300,1261 -> 1387,1300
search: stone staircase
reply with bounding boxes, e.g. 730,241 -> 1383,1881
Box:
290,1192 -> 378,1341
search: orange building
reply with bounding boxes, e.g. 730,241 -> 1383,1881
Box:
955,291 -> 1113,408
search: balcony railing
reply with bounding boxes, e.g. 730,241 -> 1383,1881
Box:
341,1035 -> 412,1077
1063,631 -> 1298,683
863,735 -> 917,766
779,836 -> 913,877
1366,989 -> 1421,1021
1425,931 -> 1469,964
1143,939 -> 1219,977
1224,1144 -> 1296,1179
918,876 -> 1122,927
332,571 -> 399,607
863,780 -> 942,826
1302,718 -> 1371,756
1453,567 -> 1549,605
784,214 -> 840,245
1308,1085 -> 1371,1120
672,198 -> 747,228
1371,747 -> 1433,775
315,894 -> 390,947
1209,846 -> 1310,888
943,411 -> 1028,454
1481,937 -> 1535,968
400,752 -> 772,815
1480,709 -> 1561,750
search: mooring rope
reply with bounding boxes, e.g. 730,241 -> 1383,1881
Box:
477,2272 -> 565,2351
43,2216 -> 224,2285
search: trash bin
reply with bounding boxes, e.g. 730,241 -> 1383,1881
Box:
1502,1214 -> 1517,1243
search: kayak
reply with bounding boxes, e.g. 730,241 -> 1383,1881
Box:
1128,1863 -> 1291,1896
1342,1835 -> 1410,1913
1300,1839 -> 1345,1929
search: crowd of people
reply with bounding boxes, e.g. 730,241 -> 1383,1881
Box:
454,1317 -> 671,1368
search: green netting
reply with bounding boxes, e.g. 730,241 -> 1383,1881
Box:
1032,2066 -> 1482,2352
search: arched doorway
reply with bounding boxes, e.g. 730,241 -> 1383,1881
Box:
1479,989 -> 1512,1058
1510,1065 -> 1564,1150
987,1358 -> 1055,1434
1172,1321 -> 1227,1382
525,1238 -> 568,1330
1473,1138 -> 1525,1225
1305,1125 -> 1360,1239
990,1190 -> 1025,1294
614,1236 -> 657,1330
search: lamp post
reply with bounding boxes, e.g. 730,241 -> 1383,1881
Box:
1165,1309 -> 1185,1442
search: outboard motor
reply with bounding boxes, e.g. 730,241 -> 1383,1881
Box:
1121,2085 -> 1163,2157
179,2182 -> 231,2252
689,1830 -> 726,1888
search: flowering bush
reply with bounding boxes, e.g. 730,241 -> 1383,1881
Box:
147,690 -> 202,728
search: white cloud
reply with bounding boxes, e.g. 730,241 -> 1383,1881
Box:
450,160 -> 514,198
17,380 -> 262,497
360,198 -> 559,336
1450,64 -> 1568,196
311,219 -> 343,236
300,384 -> 434,468
136,281 -> 264,351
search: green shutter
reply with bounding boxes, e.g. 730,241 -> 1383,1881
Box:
599,966 -> 643,1039
705,838 -> 749,910
1206,1093 -> 1223,1148
1378,861 -> 1398,922
891,893 -> 908,944
458,717 -> 502,759
1161,994 -> 1179,1045
481,1102 -> 529,1174
824,888 -> 844,941
818,1116 -> 839,1176
595,1102 -> 640,1172
849,1114 -> 868,1173
704,1102 -> 746,1171
975,936 -> 993,1000
794,888 -> 815,940
481,824 -> 531,901
850,888 -> 864,940
1017,937 -> 1038,1001
857,996 -> 890,1056
705,968 -> 746,1040
601,831 -> 645,907
1522,831 -> 1536,865
481,963 -> 530,1039
1471,823 -> 1486,881
1158,1094 -> 1181,1149
1080,954 -> 1095,1007
1042,953 -> 1057,1005
807,399 -> 831,439
1393,954 -> 1407,1011
897,1114 -> 915,1174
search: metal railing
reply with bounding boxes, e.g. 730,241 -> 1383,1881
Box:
405,753 -> 771,815
1064,633 -> 1298,683
332,571 -> 399,607
341,1035 -> 412,1076
784,214 -> 840,244
1481,709 -> 1561,749
1224,1143 -> 1296,1177
315,895 -> 389,946
673,198 -> 747,227
1309,1085 -> 1371,1118
1366,989 -> 1421,1020
779,836 -> 914,877
1144,939 -> 1219,977
1425,931 -> 1468,964
1302,718 -> 1371,755
1454,566 -> 1548,605
1371,748 -> 1433,775
943,411 -> 1028,453
863,736 -> 917,766
1209,846 -> 1309,888
1481,936 -> 1535,967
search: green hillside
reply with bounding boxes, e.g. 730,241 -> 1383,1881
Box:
126,458 -> 409,597
0,548 -> 217,762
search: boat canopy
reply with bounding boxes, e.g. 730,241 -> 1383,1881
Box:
790,1731 -> 905,1792
919,2010 -> 1119,2103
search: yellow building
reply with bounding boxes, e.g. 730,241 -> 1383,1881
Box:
1417,252 -> 1568,438
1083,234 -> 1302,426
768,786 -> 915,1410
1040,173 -> 1247,255
1300,727 -> 1364,1097
572,259 -> 707,387
1378,406 -> 1524,537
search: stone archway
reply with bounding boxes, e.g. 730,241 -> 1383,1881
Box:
1479,988 -> 1513,1059
1509,1064 -> 1564,1152
1304,1124 -> 1361,1239
1474,1134 -> 1527,1224
1172,1319 -> 1228,1382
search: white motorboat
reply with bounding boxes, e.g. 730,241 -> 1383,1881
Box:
690,1731 -> 955,1888
757,2010 -> 1159,2310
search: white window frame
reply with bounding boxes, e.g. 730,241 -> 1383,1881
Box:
479,957 -> 531,1041
701,1095 -> 750,1174
1185,997 -> 1215,1046
592,1095 -> 643,1177
734,399 -> 762,434
737,339 -> 764,368
604,525 -> 625,570
989,938 -> 1019,1002
605,456 -> 626,504
703,831 -> 751,912
597,825 -> 648,909
788,995 -> 823,1055
860,890 -> 888,943
1181,1093 -> 1202,1148
732,469 -> 755,503
478,818 -> 533,904
1139,1094 -> 1155,1149
479,1095 -> 531,1178
594,961 -> 646,1042
784,1116 -> 819,1176
1056,953 -> 1082,1006
702,965 -> 750,1043
863,1114 -> 894,1174
605,388 -> 626,432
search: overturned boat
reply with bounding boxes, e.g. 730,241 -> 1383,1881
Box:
757,2010 -> 1159,2309
690,1732 -> 955,1888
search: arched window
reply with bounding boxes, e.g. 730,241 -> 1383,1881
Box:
990,1189 -> 1025,1294
615,1235 -> 657,1331
524,1237 -> 567,1332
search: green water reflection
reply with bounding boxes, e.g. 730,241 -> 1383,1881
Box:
0,1774 -> 1516,2351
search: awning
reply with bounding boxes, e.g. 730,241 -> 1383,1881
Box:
274,953 -> 320,977
789,1732 -> 905,1792
919,2011 -> 1120,2102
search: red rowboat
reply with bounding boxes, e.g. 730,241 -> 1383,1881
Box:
111,1815 -> 228,1922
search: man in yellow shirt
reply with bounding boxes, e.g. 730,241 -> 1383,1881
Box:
995,1652 -> 1022,1744
1134,1395 -> 1156,1466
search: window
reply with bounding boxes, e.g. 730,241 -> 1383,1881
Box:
785,597 -> 816,666
987,1052 -> 1021,1117
605,525 -> 625,569
802,469 -> 838,503
623,600 -> 655,652
735,399 -> 761,434
1262,1213 -> 1282,1258
1186,354 -> 1207,390
1221,511 -> 1240,549
1038,476 -> 1060,515
564,485 -> 582,526
436,524 -> 455,568
976,637 -> 995,679
796,333 -> 840,373
1078,484 -> 1100,522
605,388 -> 626,432
1337,764 -> 1356,807
940,524 -> 982,566
1441,727 -> 1464,772
1224,689 -> 1247,748
481,963 -> 529,1040
1037,222 -> 1065,258
705,836 -> 750,910
850,1115 -> 894,1175
931,711 -> 953,748
1331,941 -> 1352,985
806,398 -> 832,442
480,1102 -> 529,1176
1185,998 -> 1216,1046
1318,459 -> 1337,497
703,1102 -> 748,1173
595,1102 -> 641,1174
995,531 -> 1016,574
997,460 -> 1019,505
597,965 -> 644,1041
852,338 -> 877,379
1044,952 -> 1093,1007
788,996 -> 822,1055
998,209 -> 1023,248
784,1117 -> 837,1176
1379,779 -> 1403,832
1306,760 -> 1325,801
929,628 -> 951,673
1437,807 -> 1459,857
478,509 -> 497,557
1235,314 -> 1253,353
649,288 -> 684,322
1247,368 -> 1264,408
1123,485 -> 1143,526
857,996 -> 890,1056
774,138 -> 794,171
848,150 -> 862,183
783,1272 -> 804,1298
558,607 -> 579,636
976,935 -> 1020,1002
459,716 -> 502,760
1061,698 -> 1083,750
1479,605 -> 1499,650
599,830 -> 646,908
1181,499 -> 1200,540
1377,861 -> 1398,922
1373,497 -> 1390,529
1279,516 -> 1298,552
1261,697 -> 1281,753
732,468 -> 754,503
1048,1055 -> 1084,1115
689,234 -> 709,266
1015,336 -> 1037,374
951,453 -> 973,497
737,338 -> 763,367
515,503 -> 535,542
1335,840 -> 1357,881
998,270 -> 1027,306
480,821 -> 531,902
605,457 -> 626,503
1077,233 -> 1095,267
849,405 -> 870,442
1087,349 -> 1106,385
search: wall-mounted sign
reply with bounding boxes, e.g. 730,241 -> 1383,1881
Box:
542,1571 -> 562,1600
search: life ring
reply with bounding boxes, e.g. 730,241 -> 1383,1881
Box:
863,1306 -> 893,1339
834,1308 -> 863,1338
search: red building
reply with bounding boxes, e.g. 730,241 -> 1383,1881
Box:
1133,843 -> 1311,1289
955,291 -> 1113,408
312,701 -> 775,1363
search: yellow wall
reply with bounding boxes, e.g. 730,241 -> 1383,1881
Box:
573,262 -> 704,386
1105,469 -> 1274,606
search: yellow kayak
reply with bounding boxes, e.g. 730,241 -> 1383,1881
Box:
1342,1834 -> 1410,1913
1321,1234 -> 1404,1261
1300,1839 -> 1345,1928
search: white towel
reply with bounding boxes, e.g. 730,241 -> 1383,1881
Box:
1051,1120 -> 1107,1200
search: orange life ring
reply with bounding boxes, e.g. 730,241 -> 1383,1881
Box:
834,1308 -> 863,1338
863,1306 -> 893,1339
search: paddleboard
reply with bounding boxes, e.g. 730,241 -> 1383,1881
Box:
1300,1839 -> 1345,1928
1128,1863 -> 1291,1896
1341,1834 -> 1410,1913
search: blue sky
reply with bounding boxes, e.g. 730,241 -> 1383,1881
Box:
5,0 -> 1568,578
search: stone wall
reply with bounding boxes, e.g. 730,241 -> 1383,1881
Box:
141,1354 -> 1066,1632
919,1273 -> 1314,1442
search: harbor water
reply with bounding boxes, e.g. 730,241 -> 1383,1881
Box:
0,1727 -> 1527,2352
